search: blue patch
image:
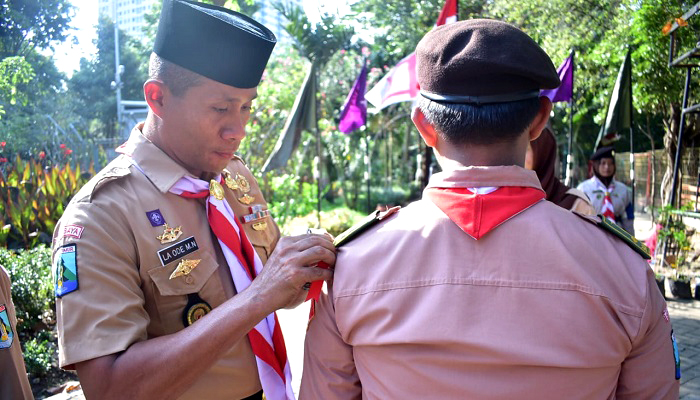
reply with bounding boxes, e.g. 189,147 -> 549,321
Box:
146,209 -> 166,227
625,201 -> 635,220
0,304 -> 14,349
54,243 -> 79,297
672,330 -> 681,380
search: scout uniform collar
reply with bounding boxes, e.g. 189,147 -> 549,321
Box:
116,124 -> 194,193
425,166 -> 546,240
426,165 -> 544,191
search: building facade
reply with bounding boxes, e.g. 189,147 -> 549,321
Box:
98,0 -> 159,42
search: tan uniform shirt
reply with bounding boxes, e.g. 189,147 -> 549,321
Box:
301,166 -> 679,400
0,266 -> 34,400
52,126 -> 280,399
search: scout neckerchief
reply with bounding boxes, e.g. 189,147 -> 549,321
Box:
425,186 -> 545,239
170,175 -> 294,400
594,177 -> 616,222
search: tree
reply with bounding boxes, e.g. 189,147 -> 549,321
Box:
68,16 -> 148,138
0,0 -> 74,59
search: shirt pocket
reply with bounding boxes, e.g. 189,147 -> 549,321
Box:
147,251 -> 220,332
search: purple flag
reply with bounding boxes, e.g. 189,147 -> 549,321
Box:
339,59 -> 368,134
541,51 -> 573,103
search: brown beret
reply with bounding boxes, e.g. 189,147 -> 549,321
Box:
416,19 -> 560,104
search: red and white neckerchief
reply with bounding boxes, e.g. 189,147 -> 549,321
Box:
595,178 -> 616,222
425,186 -> 545,240
170,175 -> 294,400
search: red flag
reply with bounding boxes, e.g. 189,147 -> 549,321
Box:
365,0 -> 458,111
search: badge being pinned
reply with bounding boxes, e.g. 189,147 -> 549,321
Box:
53,244 -> 79,297
0,304 -> 13,349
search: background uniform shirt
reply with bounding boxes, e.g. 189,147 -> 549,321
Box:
577,177 -> 635,234
52,127 -> 280,400
301,166 -> 678,400
0,266 -> 34,400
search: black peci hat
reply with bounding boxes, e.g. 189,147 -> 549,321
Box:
154,0 -> 276,89
590,146 -> 616,161
416,19 -> 559,105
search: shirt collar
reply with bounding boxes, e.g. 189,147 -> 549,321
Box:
116,123 -> 194,193
426,165 -> 544,191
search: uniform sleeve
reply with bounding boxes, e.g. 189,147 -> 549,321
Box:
300,285 -> 361,399
53,199 -> 147,369
0,267 -> 35,400
616,269 -> 680,399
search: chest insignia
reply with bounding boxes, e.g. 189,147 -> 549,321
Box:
53,243 -> 79,297
238,193 -> 255,205
0,304 -> 14,349
169,259 -> 201,279
252,221 -> 268,231
146,209 -> 166,227
224,173 -> 239,190
182,293 -> 211,327
158,236 -> 200,266
209,180 -> 225,200
241,205 -> 271,225
156,224 -> 183,244
235,173 -> 251,193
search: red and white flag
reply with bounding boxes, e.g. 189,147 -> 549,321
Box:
365,0 -> 458,111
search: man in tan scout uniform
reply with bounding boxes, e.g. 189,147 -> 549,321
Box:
51,1 -> 334,399
0,266 -> 34,400
301,19 -> 680,399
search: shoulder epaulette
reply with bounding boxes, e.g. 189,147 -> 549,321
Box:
334,206 -> 400,247
231,154 -> 247,166
574,212 -> 651,259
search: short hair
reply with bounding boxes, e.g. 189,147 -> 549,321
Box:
417,97 -> 541,146
148,53 -> 203,97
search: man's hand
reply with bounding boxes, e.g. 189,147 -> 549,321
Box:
250,233 -> 336,310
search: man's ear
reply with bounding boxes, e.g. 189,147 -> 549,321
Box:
144,80 -> 167,118
411,106 -> 439,148
528,96 -> 553,142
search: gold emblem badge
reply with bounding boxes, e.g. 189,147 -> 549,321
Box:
235,173 -> 251,193
224,173 -> 239,190
238,193 -> 255,205
184,301 -> 212,326
157,224 -> 183,244
252,221 -> 268,231
169,259 -> 201,280
209,180 -> 225,200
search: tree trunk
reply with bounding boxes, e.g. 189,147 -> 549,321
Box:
661,102 -> 681,206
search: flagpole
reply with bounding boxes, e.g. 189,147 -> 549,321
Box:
565,49 -> 575,186
628,49 -> 636,210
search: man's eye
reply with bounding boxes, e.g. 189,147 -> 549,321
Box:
242,105 -> 253,112
213,107 -> 228,113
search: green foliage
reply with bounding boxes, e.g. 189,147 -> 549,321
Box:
284,206 -> 366,237
267,173 -> 320,229
0,56 -> 35,116
22,333 -> 55,378
0,0 -> 74,59
0,246 -> 54,339
0,156 -> 94,248
68,15 -> 149,138
658,204 -> 693,268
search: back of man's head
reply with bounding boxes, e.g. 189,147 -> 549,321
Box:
415,19 -> 560,146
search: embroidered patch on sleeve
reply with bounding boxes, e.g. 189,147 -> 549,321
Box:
62,224 -> 84,239
0,304 -> 14,349
672,330 -> 681,380
54,244 -> 79,297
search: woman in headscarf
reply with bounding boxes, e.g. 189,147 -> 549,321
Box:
576,146 -> 635,235
525,126 -> 595,214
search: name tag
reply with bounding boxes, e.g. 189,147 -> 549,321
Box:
158,236 -> 199,266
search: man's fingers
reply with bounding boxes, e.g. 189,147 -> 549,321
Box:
293,234 -> 336,253
298,265 -> 334,283
294,245 -> 336,268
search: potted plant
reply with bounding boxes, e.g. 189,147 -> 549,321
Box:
657,205 -> 694,299
654,273 -> 666,298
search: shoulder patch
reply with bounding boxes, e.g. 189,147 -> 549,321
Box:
0,304 -> 14,349
573,212 -> 651,259
53,243 -> 79,297
334,206 -> 400,247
